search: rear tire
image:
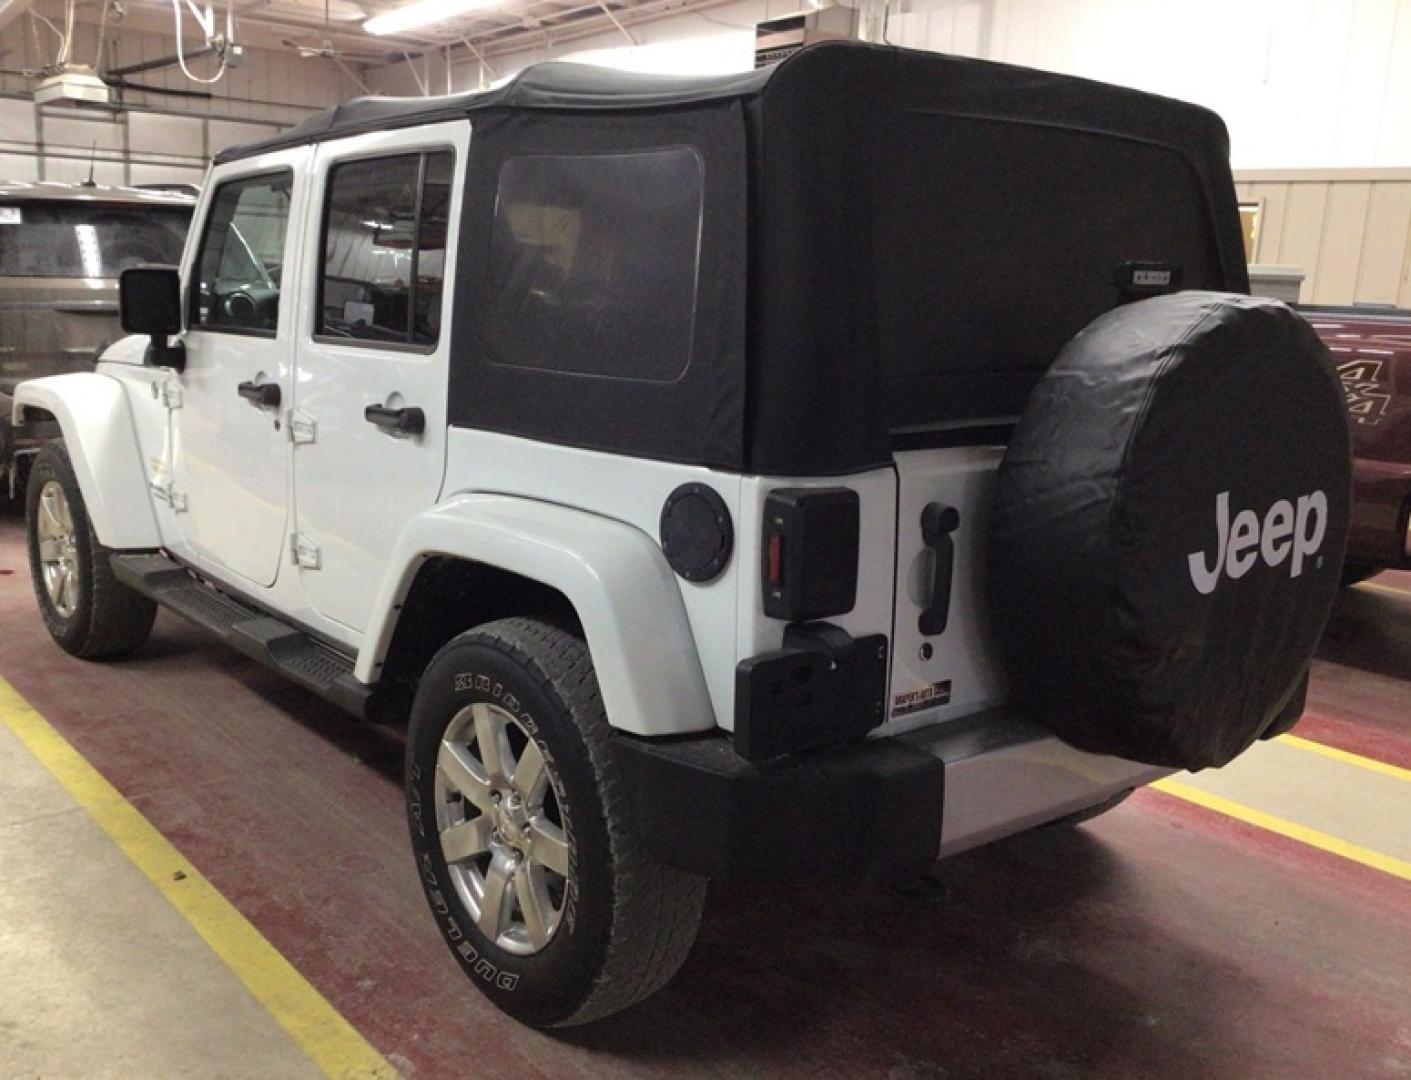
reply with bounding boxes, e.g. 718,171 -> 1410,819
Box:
25,441 -> 156,659
405,616 -> 706,1027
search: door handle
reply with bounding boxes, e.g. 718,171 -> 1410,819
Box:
237,380 -> 281,408
918,502 -> 960,636
364,404 -> 425,436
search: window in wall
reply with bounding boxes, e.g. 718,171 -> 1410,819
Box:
318,150 -> 453,347
191,171 -> 292,335
484,147 -> 704,382
1239,200 -> 1262,263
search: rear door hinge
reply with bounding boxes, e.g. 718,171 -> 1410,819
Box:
291,531 -> 321,570
288,410 -> 316,444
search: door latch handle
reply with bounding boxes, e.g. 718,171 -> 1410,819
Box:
237,380 -> 281,408
364,404 -> 425,436
918,502 -> 960,636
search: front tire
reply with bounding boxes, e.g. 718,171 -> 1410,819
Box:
25,441 -> 156,659
406,617 -> 706,1027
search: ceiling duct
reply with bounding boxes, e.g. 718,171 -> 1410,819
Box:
754,5 -> 858,68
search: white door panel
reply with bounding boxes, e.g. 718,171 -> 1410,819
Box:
173,151 -> 308,588
292,124 -> 467,632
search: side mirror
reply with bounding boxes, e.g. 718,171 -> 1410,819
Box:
119,264 -> 185,370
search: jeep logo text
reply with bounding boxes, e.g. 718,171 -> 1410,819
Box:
1187,490 -> 1328,595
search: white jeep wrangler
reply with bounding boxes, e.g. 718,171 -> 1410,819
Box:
14,42 -> 1352,1027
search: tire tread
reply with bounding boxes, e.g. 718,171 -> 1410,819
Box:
459,616 -> 706,1026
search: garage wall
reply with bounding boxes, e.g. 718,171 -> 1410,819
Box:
891,0 -> 1411,170
367,0 -> 1411,175
0,20 -> 356,187
1237,169 -> 1411,306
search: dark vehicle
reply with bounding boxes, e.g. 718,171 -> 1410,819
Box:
1300,305 -> 1411,581
0,181 -> 195,497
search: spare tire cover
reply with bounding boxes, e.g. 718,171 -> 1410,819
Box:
989,292 -> 1351,770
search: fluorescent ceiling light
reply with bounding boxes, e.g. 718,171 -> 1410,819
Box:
363,0 -> 499,35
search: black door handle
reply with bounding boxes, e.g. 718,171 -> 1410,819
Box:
918,502 -> 960,636
364,404 -> 425,436
237,380 -> 281,407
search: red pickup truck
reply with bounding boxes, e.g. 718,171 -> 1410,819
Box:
1300,305 -> 1411,582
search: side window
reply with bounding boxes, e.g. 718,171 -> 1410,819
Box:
317,150 -> 454,347
484,148 -> 703,382
191,171 -> 292,335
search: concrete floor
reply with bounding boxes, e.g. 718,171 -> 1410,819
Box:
0,512 -> 1408,1079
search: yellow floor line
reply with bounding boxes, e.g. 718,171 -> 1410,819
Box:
1276,733 -> 1411,784
1152,777 -> 1411,883
0,678 -> 398,1080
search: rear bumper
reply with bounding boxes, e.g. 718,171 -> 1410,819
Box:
614,708 -> 1167,884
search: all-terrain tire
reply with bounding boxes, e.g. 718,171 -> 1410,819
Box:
25,441 -> 156,659
405,616 -> 706,1027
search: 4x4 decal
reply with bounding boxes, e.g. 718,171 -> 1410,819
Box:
1338,358 -> 1391,426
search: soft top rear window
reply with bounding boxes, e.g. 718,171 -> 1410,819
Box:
0,201 -> 191,278
875,113 -> 1226,434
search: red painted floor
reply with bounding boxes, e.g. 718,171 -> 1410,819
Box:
1,513 -> 1408,1079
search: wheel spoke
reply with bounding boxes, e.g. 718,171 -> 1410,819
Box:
436,740 -> 495,813
511,738 -> 546,801
477,853 -> 515,941
529,818 -> 570,878
38,489 -> 62,535
37,538 -> 63,562
439,816 -> 491,864
514,863 -> 553,949
472,702 -> 512,782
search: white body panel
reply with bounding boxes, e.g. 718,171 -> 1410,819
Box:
290,123 -> 467,633
357,494 -> 715,736
170,144 -> 312,590
436,428 -> 745,728
11,372 -> 160,550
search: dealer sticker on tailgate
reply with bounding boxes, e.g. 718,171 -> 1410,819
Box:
892,679 -> 952,717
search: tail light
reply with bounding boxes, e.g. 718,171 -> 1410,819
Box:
761,488 -> 860,621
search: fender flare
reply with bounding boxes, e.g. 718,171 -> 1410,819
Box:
359,494 -> 716,737
11,374 -> 160,550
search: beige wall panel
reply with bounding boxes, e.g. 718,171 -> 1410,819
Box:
1277,183 -> 1330,297
1312,182 -> 1372,304
1254,183 -> 1290,265
1355,183 -> 1411,303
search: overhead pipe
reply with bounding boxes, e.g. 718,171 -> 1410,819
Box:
105,45 -> 219,78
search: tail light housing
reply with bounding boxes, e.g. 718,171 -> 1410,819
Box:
761,488 -> 860,621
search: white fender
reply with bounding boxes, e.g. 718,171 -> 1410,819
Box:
11,373 -> 160,550
360,494 -> 716,737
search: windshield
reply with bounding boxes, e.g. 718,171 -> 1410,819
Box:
0,201 -> 192,278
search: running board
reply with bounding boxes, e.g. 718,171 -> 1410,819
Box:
111,553 -> 372,719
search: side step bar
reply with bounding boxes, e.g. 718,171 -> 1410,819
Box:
111,553 -> 373,719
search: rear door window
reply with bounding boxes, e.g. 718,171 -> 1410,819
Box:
0,202 -> 189,278
317,150 -> 454,347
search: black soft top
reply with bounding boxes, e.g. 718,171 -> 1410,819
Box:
214,63 -> 776,163
218,43 -> 1248,476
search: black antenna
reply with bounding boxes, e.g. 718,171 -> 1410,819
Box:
81,141 -> 97,187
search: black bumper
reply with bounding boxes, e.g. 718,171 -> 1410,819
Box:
613,731 -> 944,885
